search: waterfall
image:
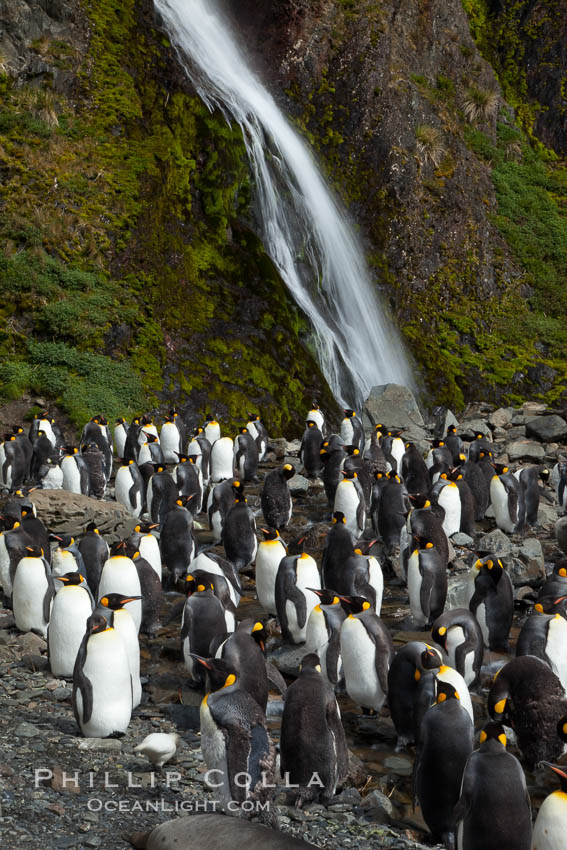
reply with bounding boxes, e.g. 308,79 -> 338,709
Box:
154,0 -> 414,407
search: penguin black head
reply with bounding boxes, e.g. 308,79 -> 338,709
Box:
492,462 -> 510,475
541,761 -> 567,792
409,493 -> 431,509
343,409 -> 356,419
479,721 -> 507,750
115,417 -> 126,425
306,420 -> 317,429
387,470 -> 401,481
420,645 -> 442,672
474,431 -> 486,440
109,540 -> 128,557
191,656 -> 238,692
332,511 -> 347,525
341,468 -> 357,479
309,588 -> 341,607
412,534 -> 435,552
239,427 -> 248,434
474,556 -> 504,584
52,533 -> 75,548
282,463 -> 295,480
57,572 -> 85,586
25,544 -> 44,558
539,467 -> 550,484
62,445 -> 79,456
88,610 -> 114,634
299,652 -> 322,673
85,522 -> 100,534
134,521 -> 159,534
250,621 -> 267,653
338,595 -> 372,615
175,453 -> 189,463
248,412 -> 261,421
99,592 -> 142,610
557,714 -> 567,744
141,414 -> 153,425
534,595 -> 567,615
436,680 -> 460,704
478,450 -> 493,460
260,526 -> 281,542
446,425 -> 457,435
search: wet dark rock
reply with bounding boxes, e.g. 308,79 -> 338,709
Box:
507,441 -> 546,462
477,528 -> 513,555
363,384 -> 425,442
526,415 -> 567,443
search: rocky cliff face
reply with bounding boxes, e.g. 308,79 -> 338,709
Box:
1,0 -> 566,428
226,0 -> 567,409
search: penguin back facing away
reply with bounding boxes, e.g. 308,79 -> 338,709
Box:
469,556 -> 514,651
261,463 -> 295,530
454,721 -> 532,850
280,652 -> 348,806
414,681 -> 474,848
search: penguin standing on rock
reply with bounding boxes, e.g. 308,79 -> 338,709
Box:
280,652 -> 348,807
488,655 -> 567,768
454,721 -> 532,850
515,465 -> 542,527
81,442 -> 106,499
81,416 -> 113,482
73,610 -> 132,738
261,463 -> 295,530
60,446 -> 90,495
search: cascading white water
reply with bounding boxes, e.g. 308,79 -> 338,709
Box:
154,0 -> 414,407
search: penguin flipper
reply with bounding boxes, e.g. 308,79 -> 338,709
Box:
419,568 -> 435,623
42,573 -> 55,625
180,603 -> 194,643
265,661 -> 287,698
73,643 -> 94,726
326,696 -> 348,783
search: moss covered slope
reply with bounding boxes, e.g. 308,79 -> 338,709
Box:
0,0 -> 336,434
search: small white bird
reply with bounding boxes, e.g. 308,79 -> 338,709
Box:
133,732 -> 181,768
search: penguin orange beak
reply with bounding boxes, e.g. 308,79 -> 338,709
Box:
120,596 -> 142,604
541,762 -> 567,780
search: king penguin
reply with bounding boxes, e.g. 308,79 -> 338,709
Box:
98,592 -> 142,708
73,610 -> 133,738
210,436 -> 234,483
490,463 -> 525,533
531,755 -> 567,850
431,608 -> 484,690
261,463 -> 295,530
406,536 -> 447,628
333,469 -> 366,539
469,557 -> 514,651
255,526 -> 287,617
97,543 -> 143,632
275,551 -> 321,644
300,420 -> 324,479
48,573 -> 94,678
222,488 -> 258,571
387,642 -> 442,749
12,544 -> 54,637
234,427 -> 259,483
280,652 -> 348,806
339,595 -> 393,714
455,722 -> 532,850
305,589 -> 347,687
114,458 -> 145,518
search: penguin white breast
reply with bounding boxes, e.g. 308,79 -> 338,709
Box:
12,558 -> 50,636
140,535 -> 162,581
0,535 -> 13,596
114,425 -> 127,457
340,420 -> 354,445
305,607 -> 330,654
200,698 -> 230,804
51,549 -> 79,579
255,541 -> 286,615
61,456 -> 82,494
391,438 -> 405,472
161,423 -> 180,463
79,629 -> 132,737
115,467 -> 142,517
490,476 -> 515,533
546,616 -> 567,692
307,410 -> 325,431
438,483 -> 461,537
444,625 -> 476,685
210,438 -> 234,482
531,791 -> 567,850
40,420 -> 56,447
407,551 -> 426,625
475,601 -> 490,648
204,422 -> 221,444
334,480 -> 362,534
137,443 -> 152,466
43,465 -> 64,489
114,608 -> 141,708
367,557 -> 384,615
340,617 -> 384,709
436,666 -> 474,723
98,558 -> 142,631
48,586 -> 93,678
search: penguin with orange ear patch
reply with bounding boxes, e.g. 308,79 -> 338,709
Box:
407,535 -> 447,628
414,681 -> 473,849
454,721 -> 532,850
469,556 -> 514,651
261,463 -> 295,530
339,595 -> 393,714
195,657 -> 276,819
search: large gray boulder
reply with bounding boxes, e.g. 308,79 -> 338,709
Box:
29,490 -> 135,540
526,415 -> 567,443
363,383 -> 426,442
